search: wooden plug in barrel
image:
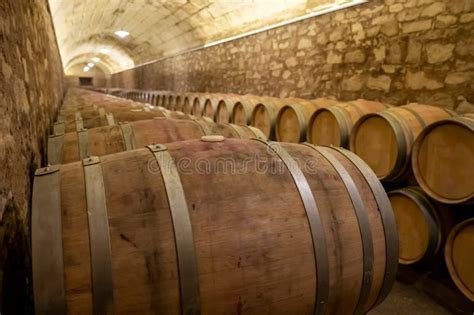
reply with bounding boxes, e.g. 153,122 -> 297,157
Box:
275,98 -> 335,143
308,99 -> 389,147
251,97 -> 288,140
210,123 -> 267,140
215,96 -> 240,124
32,139 -> 397,314
388,187 -> 455,265
445,218 -> 474,302
349,103 -> 456,182
230,95 -> 263,125
412,116 -> 474,204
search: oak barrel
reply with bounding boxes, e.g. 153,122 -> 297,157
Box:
191,94 -> 209,117
308,100 -> 389,147
412,117 -> 474,204
251,97 -> 288,140
32,140 -> 397,314
215,96 -> 240,124
275,98 -> 336,143
48,118 -> 267,164
445,218 -> 474,301
349,104 -> 456,182
230,95 -> 263,125
203,95 -> 225,121
388,187 -> 455,265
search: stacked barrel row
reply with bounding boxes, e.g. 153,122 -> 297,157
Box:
111,88 -> 474,304
32,87 -> 399,314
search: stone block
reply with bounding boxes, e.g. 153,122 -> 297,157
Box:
421,2 -> 446,18
344,49 -> 366,63
342,75 -> 365,91
327,51 -> 343,64
397,8 -> 422,21
425,43 -> 455,64
381,19 -> 399,36
406,70 -> 444,89
435,15 -> 457,28
406,38 -> 422,63
367,75 -> 392,92
297,38 -> 312,50
445,72 -> 472,84
460,12 -> 474,23
402,19 -> 432,33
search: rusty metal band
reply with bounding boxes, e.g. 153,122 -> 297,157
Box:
378,112 -> 409,182
389,188 -> 439,262
442,108 -> 457,117
75,119 -> 84,132
32,165 -> 66,314
98,108 -> 106,117
398,107 -> 426,129
226,123 -> 247,139
82,156 -> 115,314
191,118 -> 212,136
306,145 -> 374,315
75,111 -> 82,120
106,113 -> 115,126
53,122 -> 65,134
77,129 -> 89,160
247,126 -> 267,140
119,123 -> 136,151
332,148 -> 398,309
48,134 -> 64,165
254,139 -> 329,315
147,144 -> 201,315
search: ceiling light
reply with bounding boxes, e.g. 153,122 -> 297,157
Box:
115,30 -> 130,38
87,62 -> 95,68
83,66 -> 90,72
100,48 -> 110,54
92,57 -> 100,62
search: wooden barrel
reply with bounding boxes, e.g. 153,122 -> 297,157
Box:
230,95 -> 262,125
182,94 -> 196,114
308,100 -> 389,147
203,95 -> 223,121
48,118 -> 266,164
412,117 -> 474,204
165,94 -> 176,110
388,187 -> 455,265
445,218 -> 474,301
191,94 -> 208,117
215,96 -> 240,124
275,98 -> 335,143
173,95 -> 184,111
57,106 -> 167,133
32,140 -> 397,314
251,97 -> 288,140
349,104 -> 456,182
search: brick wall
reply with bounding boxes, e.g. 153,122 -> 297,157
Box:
0,0 -> 64,312
111,0 -> 474,112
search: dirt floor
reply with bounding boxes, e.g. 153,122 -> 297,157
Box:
369,281 -> 452,315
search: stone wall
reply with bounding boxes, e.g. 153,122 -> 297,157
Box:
0,0 -> 64,312
111,0 -> 474,112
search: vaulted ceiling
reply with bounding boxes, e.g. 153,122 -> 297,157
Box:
49,0 -> 354,75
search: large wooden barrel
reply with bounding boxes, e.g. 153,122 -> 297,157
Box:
445,218 -> 474,301
48,118 -> 267,164
349,104 -> 456,182
215,95 -> 240,124
32,140 -> 397,314
275,98 -> 335,143
230,95 -> 262,125
388,187 -> 455,265
251,97 -> 287,140
166,94 -> 177,110
182,94 -> 197,114
412,117 -> 474,204
308,100 -> 389,147
56,107 -> 167,133
191,94 -> 208,117
173,95 -> 184,111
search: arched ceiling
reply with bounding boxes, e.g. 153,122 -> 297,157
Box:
49,0 -> 356,75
